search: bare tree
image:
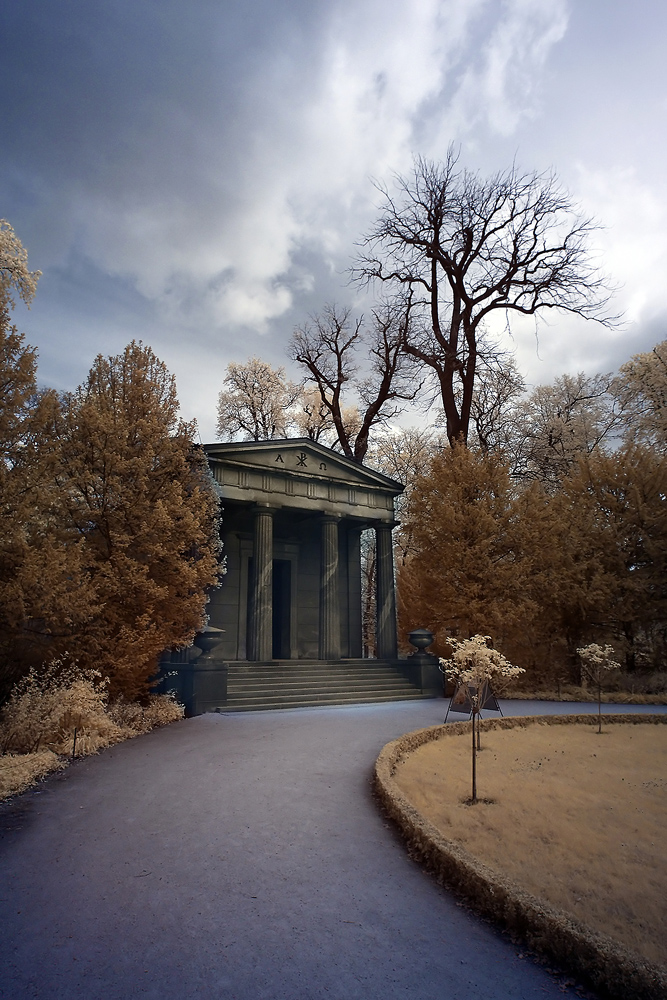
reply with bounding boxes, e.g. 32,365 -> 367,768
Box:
290,298 -> 420,464
454,348 -> 526,454
354,148 -> 615,446
217,357 -> 300,441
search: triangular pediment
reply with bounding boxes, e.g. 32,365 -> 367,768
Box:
204,439 -> 403,494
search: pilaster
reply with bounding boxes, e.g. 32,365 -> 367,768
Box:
319,515 -> 341,659
248,504 -> 275,661
375,521 -> 398,659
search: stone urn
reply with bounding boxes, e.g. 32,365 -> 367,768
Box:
194,625 -> 225,660
408,627 -> 435,655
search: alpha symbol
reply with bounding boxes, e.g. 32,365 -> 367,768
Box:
275,454 -> 284,463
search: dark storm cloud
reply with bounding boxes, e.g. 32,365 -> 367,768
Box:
1,0 -> 325,255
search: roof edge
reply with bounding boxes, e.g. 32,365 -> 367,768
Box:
203,438 -> 404,492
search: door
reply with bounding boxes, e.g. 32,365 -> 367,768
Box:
272,559 -> 291,659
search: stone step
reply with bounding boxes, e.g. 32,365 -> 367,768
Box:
221,690 -> 430,711
224,664 -> 406,676
225,664 -> 418,677
226,671 -> 412,682
225,659 -> 392,667
211,657 -> 435,712
226,677 -> 418,691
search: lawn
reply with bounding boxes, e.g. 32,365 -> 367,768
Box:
393,720 -> 666,969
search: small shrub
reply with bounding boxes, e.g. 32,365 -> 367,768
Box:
440,635 -> 525,803
0,667 -> 185,802
108,693 -> 184,733
0,660 -> 118,754
141,693 -> 184,728
577,643 -> 621,733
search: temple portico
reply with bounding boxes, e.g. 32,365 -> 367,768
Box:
159,439 -> 442,715
203,439 -> 403,662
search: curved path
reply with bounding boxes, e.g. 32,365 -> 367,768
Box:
1,699 -> 663,999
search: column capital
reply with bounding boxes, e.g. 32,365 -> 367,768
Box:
374,519 -> 399,530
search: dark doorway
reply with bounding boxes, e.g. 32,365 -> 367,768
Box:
272,559 -> 291,659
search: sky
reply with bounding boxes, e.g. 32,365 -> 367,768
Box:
2,0 -> 666,441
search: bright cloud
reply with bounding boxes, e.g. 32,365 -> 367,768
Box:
22,0 -> 574,340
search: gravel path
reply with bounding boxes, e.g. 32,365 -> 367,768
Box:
1,699 -> 664,1000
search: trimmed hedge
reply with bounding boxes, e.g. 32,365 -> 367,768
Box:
373,713 -> 667,1000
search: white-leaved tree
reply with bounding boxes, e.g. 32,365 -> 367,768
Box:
216,357 -> 300,441
613,340 -> 667,453
0,220 -> 41,308
440,635 -> 525,803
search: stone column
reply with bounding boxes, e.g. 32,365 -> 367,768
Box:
319,515 -> 341,660
375,521 -> 398,660
248,504 -> 274,661
346,523 -> 363,658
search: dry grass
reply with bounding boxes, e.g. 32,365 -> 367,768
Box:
508,685 -> 667,705
394,721 -> 666,969
0,750 -> 65,800
0,679 -> 184,802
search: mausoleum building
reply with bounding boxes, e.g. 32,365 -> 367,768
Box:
161,439 -> 440,713
205,438 -> 402,661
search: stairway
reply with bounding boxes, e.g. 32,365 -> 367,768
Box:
220,658 -> 433,712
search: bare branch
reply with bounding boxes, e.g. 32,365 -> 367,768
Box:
290,298 -> 421,463
353,147 -> 618,446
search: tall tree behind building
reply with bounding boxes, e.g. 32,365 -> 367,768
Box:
354,149 -> 614,445
216,357 -> 300,441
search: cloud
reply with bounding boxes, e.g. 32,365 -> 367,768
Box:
1,0 -> 575,349
19,0 -> 667,440
572,164 -> 667,328
440,0 -> 569,138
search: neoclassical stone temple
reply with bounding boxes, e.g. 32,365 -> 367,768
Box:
160,438 -> 441,713
205,438 -> 402,661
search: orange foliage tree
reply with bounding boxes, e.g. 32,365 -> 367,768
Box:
52,342 -> 222,700
397,445 -> 546,658
0,222 -> 95,700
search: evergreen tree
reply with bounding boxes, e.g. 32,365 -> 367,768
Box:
53,342 -> 222,700
397,445 -> 540,655
0,222 -> 93,700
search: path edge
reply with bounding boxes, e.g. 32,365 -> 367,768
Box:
373,713 -> 667,1000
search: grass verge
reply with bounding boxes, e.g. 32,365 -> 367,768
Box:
374,714 -> 667,1000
